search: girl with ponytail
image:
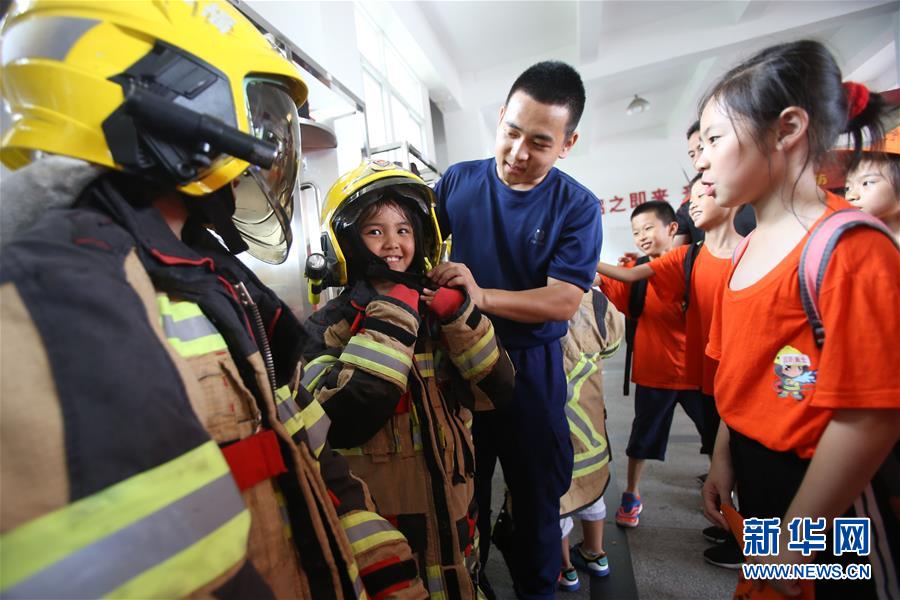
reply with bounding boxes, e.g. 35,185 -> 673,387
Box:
696,40 -> 899,598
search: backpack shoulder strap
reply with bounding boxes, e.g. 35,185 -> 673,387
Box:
799,209 -> 899,348
628,255 -> 653,319
682,241 -> 703,312
623,255 -> 652,395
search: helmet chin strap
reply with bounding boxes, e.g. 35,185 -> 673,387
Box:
364,261 -> 429,291
184,186 -> 249,255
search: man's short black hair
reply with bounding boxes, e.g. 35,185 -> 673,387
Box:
631,200 -> 676,225
506,61 -> 585,136
686,120 -> 700,139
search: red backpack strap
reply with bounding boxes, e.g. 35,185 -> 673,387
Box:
731,233 -> 753,265
799,209 -> 899,348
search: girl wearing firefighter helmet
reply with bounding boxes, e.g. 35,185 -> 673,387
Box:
0,2 -> 425,598
302,159 -> 516,598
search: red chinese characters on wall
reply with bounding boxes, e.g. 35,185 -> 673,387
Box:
598,188 -> 672,216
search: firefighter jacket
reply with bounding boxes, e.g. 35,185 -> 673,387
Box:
559,289 -> 625,516
0,168 -> 426,599
302,282 -> 516,599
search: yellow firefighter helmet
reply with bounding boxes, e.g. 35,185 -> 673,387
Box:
0,0 -> 307,263
305,159 -> 442,303
774,346 -> 810,367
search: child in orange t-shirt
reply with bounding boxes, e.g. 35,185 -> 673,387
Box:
599,177 -> 746,568
599,200 -> 706,529
697,41 -> 900,598
598,176 -> 743,431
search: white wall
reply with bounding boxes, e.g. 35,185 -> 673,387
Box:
246,0 -> 363,101
564,135 -> 693,263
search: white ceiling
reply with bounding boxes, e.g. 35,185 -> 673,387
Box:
392,0 -> 900,149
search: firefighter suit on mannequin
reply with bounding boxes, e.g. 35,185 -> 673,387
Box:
301,160 -> 516,598
0,2 -> 426,598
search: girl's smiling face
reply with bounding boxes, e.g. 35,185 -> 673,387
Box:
358,202 -> 415,273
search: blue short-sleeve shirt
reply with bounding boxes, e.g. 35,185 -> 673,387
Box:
435,158 -> 603,348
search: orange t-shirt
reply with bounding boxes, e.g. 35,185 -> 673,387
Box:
650,244 -> 732,396
706,194 -> 900,458
601,259 -> 694,390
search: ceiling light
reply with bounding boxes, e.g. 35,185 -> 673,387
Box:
626,94 -> 650,116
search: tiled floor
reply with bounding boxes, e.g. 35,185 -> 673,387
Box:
482,350 -> 738,599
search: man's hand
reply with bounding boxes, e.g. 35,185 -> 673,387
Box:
427,262 -> 485,307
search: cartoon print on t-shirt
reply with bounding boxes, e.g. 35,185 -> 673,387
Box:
773,345 -> 817,400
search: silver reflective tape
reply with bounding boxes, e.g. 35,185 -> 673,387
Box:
573,448 -> 609,473
454,334 -> 497,375
304,412 -> 331,452
300,361 -> 330,389
565,360 -> 593,402
5,474 -> 244,599
341,342 -> 410,380
276,395 -> 301,424
161,313 -> 219,343
565,403 -> 602,449
343,517 -> 394,546
2,16 -> 100,66
467,335 -> 497,371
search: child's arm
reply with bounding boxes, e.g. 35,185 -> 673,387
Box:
307,284 -> 420,449
596,260 -> 655,283
783,408 -> 899,540
424,286 -> 516,411
702,420 -> 735,530
750,409 -> 899,596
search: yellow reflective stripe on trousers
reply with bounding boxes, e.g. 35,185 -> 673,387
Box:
300,355 -> 338,392
426,565 -> 445,599
299,400 -> 330,457
0,441 -> 249,598
157,294 -> 228,357
275,386 -> 330,457
414,352 -> 434,378
336,446 -> 365,456
339,511 -> 406,555
347,561 -> 366,600
450,329 -> 498,380
411,403 -> 423,451
566,355 -> 610,478
340,336 -> 412,387
599,338 -> 622,359
275,385 -> 305,438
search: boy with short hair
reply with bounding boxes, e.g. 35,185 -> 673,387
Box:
598,200 -> 706,528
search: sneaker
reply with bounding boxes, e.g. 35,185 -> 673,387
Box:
570,542 -> 610,577
558,567 -> 580,592
703,539 -> 743,569
702,525 -> 729,544
615,492 -> 642,528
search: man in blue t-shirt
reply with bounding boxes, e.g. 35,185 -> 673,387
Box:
429,61 -> 603,600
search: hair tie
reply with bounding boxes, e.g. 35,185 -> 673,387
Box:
843,81 -> 870,120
